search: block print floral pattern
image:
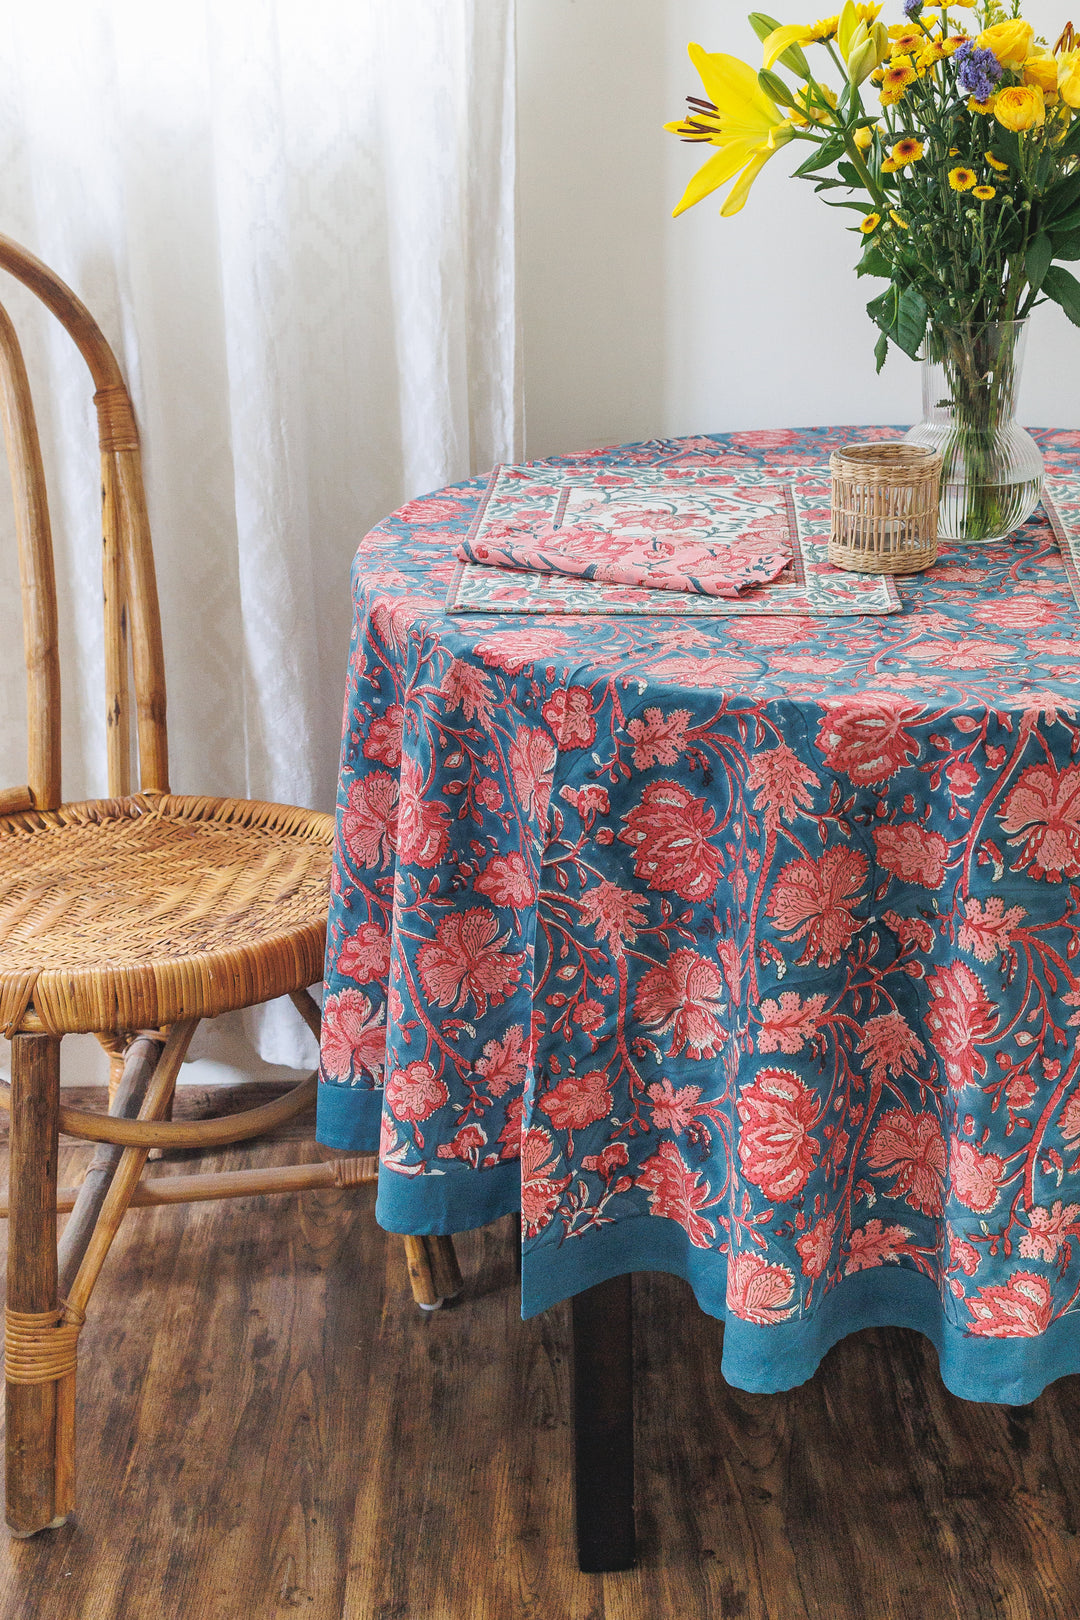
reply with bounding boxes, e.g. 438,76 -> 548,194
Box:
318,427 -> 1080,1395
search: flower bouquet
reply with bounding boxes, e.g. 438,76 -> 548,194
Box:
667,2 -> 1080,542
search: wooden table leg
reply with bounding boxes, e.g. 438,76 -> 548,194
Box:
571,1273 -> 635,1572
5,1033 -> 67,1536
402,1234 -> 463,1309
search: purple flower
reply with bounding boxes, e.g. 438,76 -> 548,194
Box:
954,41 -> 1004,102
902,0 -> 922,16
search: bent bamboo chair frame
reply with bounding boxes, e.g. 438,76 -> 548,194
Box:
0,237 -> 460,1537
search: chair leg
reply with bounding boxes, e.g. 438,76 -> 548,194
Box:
402,1235 -> 463,1310
5,1032 -> 70,1536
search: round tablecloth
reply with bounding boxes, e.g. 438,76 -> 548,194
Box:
316,427 -> 1080,1404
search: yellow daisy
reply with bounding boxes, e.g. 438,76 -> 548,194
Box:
891,137 -> 924,165
973,185 -> 996,200
948,166 -> 977,190
880,157 -> 900,172
860,212 -> 882,233
889,210 -> 909,229
880,59 -> 917,104
968,95 -> 996,115
985,151 -> 1009,172
888,28 -> 923,54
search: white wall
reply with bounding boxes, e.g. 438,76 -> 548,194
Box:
518,0 -> 1080,459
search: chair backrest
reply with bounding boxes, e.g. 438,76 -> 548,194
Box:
0,235 -> 169,815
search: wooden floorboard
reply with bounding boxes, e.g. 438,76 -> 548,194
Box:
0,1129 -> 1078,1617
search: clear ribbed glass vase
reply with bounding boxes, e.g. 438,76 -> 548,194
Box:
904,319 -> 1043,545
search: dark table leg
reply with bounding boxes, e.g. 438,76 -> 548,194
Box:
571,1273 -> 635,1571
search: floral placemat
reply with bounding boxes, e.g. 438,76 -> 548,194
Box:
445,464 -> 902,617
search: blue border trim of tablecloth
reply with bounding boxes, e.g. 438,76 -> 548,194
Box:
316,1082 -> 383,1153
519,1216 -> 1080,1407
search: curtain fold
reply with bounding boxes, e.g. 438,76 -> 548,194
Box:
0,0 -> 519,1065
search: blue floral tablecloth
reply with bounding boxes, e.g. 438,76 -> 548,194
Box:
316,426 -> 1080,1405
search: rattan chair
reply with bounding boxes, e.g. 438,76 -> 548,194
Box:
0,236 -> 461,1537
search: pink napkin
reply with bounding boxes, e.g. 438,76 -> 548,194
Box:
456,512 -> 792,598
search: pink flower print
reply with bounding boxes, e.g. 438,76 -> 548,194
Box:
757,991 -> 828,1055
416,907 -> 525,1017
578,879 -> 648,956
572,997 -> 605,1033
646,1078 -> 703,1135
619,781 -> 724,903
958,896 -> 1027,963
866,1109 -> 946,1217
726,617 -> 816,645
559,784 -> 611,828
633,949 -> 727,1059
999,762 -> 1080,882
973,594 -> 1062,630
439,658 -> 495,729
582,1142 -> 630,1181
498,1095 -> 524,1161
816,696 -> 921,788
385,1060 -> 449,1124
626,707 -> 692,770
925,962 -> 997,1090
736,1069 -> 821,1202
881,910 -> 934,953
966,1271 -> 1054,1338
342,772 -> 398,868
725,1252 -> 797,1324
872,823 -> 949,889
637,1141 -> 718,1248
540,1069 -> 613,1132
475,851 -> 537,909
436,1123 -> 488,1162
796,1213 -> 837,1279
746,742 -> 821,830
1060,1085 -> 1080,1144
949,1140 -> 1006,1213
844,1220 -> 913,1274
508,728 -> 556,824
717,937 -> 742,1001
542,686 -> 596,748
397,759 -> 449,868
946,759 -> 980,798
336,922 -> 391,984
765,846 -> 869,967
320,989 -> 387,1083
857,1012 -> 927,1087
475,626 -> 572,675
362,704 -> 404,768
1018,1201 -> 1080,1263
475,1025 -> 529,1098
949,1232 -> 981,1276
520,1127 -> 571,1237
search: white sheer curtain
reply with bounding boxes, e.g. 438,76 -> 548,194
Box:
0,0 -> 519,1068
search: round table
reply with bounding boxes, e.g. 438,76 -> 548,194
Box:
316,426 -> 1080,1409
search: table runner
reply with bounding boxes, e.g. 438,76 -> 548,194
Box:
317,426 -> 1080,1405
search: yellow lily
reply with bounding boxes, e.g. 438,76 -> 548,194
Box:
666,45 -> 794,216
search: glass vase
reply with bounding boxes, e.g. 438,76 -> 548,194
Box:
904,319 -> 1043,545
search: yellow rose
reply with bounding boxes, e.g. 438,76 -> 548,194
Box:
993,83 -> 1046,132
1060,48 -> 1080,109
977,20 -> 1035,70
1023,51 -> 1060,98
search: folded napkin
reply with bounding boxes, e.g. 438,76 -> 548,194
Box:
456,511 -> 792,598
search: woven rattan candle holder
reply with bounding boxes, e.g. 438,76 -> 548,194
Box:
829,443 -> 942,575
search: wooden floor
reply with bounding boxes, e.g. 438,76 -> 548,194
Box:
0,1101 -> 1079,1618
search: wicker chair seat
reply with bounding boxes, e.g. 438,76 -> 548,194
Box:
0,793 -> 333,1037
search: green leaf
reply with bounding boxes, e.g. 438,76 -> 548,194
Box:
866,284 -> 899,335
1045,174 -> 1080,224
895,286 -> 928,359
837,161 -> 862,189
792,138 -> 844,178
857,246 -> 892,279
1049,208 -> 1080,239
1060,118 -> 1080,160
747,12 -> 811,77
1043,264 -> 1080,326
1050,229 -> 1080,262
989,130 -> 1020,170
874,330 -> 889,374
1025,232 -> 1053,295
